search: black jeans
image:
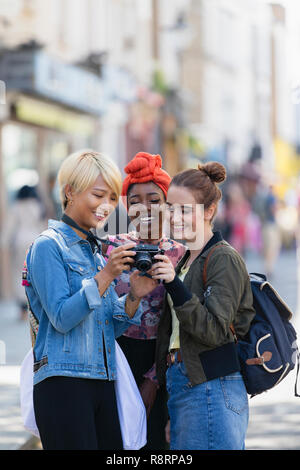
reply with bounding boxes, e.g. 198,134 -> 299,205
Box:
33,376 -> 123,450
117,335 -> 169,450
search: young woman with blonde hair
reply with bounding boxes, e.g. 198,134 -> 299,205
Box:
24,150 -> 158,450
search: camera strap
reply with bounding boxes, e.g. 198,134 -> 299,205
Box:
61,213 -> 118,254
61,214 -> 154,279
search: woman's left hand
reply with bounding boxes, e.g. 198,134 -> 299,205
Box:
150,254 -> 176,284
129,270 -> 158,299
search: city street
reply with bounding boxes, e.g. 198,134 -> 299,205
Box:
0,0 -> 300,455
0,248 -> 299,450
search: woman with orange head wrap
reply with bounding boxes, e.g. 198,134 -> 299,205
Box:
121,152 -> 172,243
122,152 -> 171,200
104,152 -> 186,450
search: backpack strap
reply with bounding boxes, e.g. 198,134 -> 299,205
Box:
202,244 -> 223,286
22,242 -> 34,287
202,243 -> 237,343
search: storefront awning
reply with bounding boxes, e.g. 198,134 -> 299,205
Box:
0,49 -> 106,115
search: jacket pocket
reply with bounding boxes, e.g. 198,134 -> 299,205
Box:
66,261 -> 91,292
66,261 -> 91,275
220,372 -> 248,415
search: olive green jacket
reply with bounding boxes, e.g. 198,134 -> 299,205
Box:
155,235 -> 256,387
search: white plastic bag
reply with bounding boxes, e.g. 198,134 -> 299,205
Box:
114,340 -> 147,450
20,348 -> 40,438
19,342 -> 147,450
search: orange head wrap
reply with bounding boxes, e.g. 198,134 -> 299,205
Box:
121,152 -> 171,200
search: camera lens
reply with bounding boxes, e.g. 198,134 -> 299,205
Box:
135,252 -> 153,272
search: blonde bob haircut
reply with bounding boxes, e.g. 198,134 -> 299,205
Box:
58,150 -> 122,211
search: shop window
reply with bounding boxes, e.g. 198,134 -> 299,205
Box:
2,124 -> 38,202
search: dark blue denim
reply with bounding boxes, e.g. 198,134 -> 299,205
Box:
166,358 -> 249,450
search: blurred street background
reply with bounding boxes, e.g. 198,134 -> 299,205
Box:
0,0 -> 300,450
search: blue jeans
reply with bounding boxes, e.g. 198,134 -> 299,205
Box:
166,360 -> 249,450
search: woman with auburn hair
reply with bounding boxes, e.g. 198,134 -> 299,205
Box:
23,150 -> 158,450
104,152 -> 186,450
152,162 -> 255,450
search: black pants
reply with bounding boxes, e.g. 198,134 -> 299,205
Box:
117,335 -> 169,450
33,376 -> 123,450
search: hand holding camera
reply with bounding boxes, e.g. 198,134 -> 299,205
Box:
93,243 -> 136,297
103,239 -> 166,275
149,253 -> 176,284
96,240 -> 169,300
101,242 -> 137,280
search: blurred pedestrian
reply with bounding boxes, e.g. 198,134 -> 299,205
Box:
154,162 -> 255,450
224,182 -> 251,256
261,186 -> 281,278
103,152 -> 186,450
23,150 -> 158,450
2,185 -> 46,320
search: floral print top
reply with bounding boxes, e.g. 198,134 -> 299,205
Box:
104,232 -> 186,383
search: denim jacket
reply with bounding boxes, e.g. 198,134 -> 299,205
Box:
24,219 -> 143,386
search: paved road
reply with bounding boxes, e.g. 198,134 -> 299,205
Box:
0,248 -> 299,450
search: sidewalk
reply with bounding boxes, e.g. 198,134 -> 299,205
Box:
245,368 -> 300,449
244,248 -> 300,450
0,301 -> 33,450
0,249 -> 300,450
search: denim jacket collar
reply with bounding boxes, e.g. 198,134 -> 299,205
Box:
48,219 -> 87,247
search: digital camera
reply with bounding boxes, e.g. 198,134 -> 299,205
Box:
131,244 -> 165,272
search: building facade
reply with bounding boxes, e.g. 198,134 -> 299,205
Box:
0,0 -> 159,299
178,0 -> 275,170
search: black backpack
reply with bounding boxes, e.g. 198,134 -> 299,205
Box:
203,245 -> 300,398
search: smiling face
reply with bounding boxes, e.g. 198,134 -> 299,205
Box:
64,173 -> 118,233
127,182 -> 165,241
166,185 -> 199,241
166,185 -> 215,249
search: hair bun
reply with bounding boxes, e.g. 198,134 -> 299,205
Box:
198,161 -> 226,184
